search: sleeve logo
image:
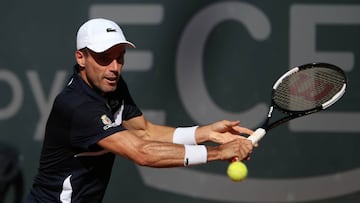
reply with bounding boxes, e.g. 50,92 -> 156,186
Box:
100,115 -> 117,130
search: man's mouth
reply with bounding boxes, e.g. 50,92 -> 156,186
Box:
105,77 -> 118,84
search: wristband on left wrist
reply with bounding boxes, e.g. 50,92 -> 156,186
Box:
172,126 -> 198,145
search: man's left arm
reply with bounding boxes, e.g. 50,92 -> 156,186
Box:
122,115 -> 175,143
122,115 -> 254,145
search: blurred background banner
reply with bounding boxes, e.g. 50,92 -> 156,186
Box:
0,0 -> 359,202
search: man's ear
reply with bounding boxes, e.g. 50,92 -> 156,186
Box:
75,50 -> 86,67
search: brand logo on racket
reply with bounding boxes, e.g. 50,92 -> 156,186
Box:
289,73 -> 334,101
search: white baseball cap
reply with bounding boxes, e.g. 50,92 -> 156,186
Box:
76,18 -> 135,53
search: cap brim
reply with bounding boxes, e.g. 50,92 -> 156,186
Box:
88,40 -> 136,53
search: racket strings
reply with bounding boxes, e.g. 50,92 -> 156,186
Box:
273,67 -> 346,112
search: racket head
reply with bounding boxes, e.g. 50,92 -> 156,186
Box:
271,62 -> 347,116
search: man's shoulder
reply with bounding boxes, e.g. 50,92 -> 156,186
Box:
52,78 -> 89,111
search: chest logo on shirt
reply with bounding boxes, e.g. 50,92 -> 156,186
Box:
101,115 -> 117,130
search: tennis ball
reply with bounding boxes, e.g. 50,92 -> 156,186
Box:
227,161 -> 248,182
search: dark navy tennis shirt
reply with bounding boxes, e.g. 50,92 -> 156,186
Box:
27,66 -> 142,203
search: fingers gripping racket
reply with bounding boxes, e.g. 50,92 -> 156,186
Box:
247,62 -> 347,144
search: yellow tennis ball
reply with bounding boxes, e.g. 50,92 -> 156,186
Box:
227,161 -> 248,182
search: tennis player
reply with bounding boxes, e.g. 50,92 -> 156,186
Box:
25,18 -> 254,202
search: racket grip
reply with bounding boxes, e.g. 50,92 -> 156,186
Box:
247,128 -> 266,145
230,128 -> 266,163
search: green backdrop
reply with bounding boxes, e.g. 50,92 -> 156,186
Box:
0,0 -> 359,202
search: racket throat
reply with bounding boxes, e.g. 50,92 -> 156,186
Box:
267,106 -> 274,117
260,106 -> 273,131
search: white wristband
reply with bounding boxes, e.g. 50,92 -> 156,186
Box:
184,145 -> 207,166
173,126 -> 198,145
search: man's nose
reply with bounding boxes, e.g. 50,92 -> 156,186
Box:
109,59 -> 120,71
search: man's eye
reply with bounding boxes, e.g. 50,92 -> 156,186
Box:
117,57 -> 124,64
95,56 -> 113,66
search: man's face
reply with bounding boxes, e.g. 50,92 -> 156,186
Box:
77,44 -> 126,94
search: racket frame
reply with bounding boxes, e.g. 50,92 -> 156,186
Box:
249,62 -> 347,144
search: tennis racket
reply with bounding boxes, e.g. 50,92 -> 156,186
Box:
228,62 -> 347,181
245,62 -> 347,145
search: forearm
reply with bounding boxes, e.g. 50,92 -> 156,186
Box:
135,141 -> 185,167
130,127 -> 224,167
123,115 -> 208,144
129,121 -> 200,144
99,131 -> 184,167
124,117 -> 175,143
133,142 -> 222,168
142,124 -> 175,143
